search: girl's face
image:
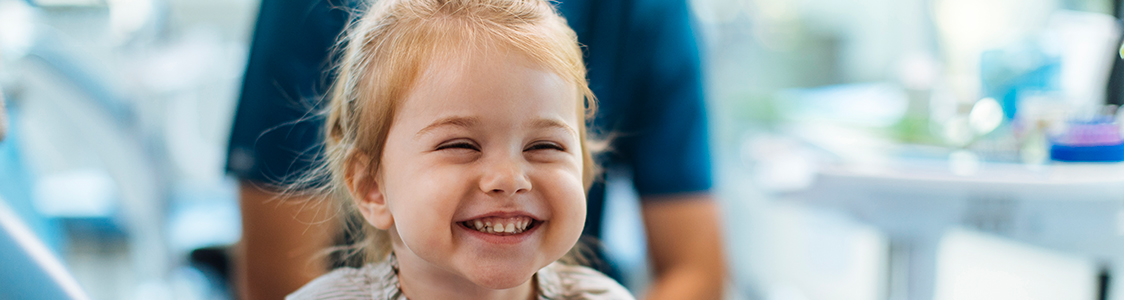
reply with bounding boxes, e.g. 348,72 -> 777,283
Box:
368,48 -> 586,290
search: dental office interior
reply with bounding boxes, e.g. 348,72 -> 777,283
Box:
1,0 -> 1122,299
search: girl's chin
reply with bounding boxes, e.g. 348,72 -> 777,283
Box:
461,265 -> 539,290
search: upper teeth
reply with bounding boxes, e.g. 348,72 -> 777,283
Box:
463,216 -> 533,234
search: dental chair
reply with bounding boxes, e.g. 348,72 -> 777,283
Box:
0,198 -> 90,300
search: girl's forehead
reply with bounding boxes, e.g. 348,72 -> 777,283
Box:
395,51 -> 581,130
411,47 -> 575,102
417,43 -> 549,81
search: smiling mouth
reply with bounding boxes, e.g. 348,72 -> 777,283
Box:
459,216 -> 539,235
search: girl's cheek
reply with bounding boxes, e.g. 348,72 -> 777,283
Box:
545,168 -> 585,201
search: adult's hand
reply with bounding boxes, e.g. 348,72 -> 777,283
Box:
641,194 -> 726,300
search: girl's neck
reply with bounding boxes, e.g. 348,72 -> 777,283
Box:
394,251 -> 536,300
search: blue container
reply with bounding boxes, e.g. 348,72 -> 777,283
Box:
1050,143 -> 1124,162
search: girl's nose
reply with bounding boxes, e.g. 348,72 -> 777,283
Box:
479,157 -> 532,196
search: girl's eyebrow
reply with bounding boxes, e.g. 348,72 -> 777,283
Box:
529,118 -> 577,137
416,116 -> 480,138
415,116 -> 577,137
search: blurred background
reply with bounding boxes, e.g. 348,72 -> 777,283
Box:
1,0 -> 1123,299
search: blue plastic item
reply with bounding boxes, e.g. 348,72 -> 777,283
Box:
1050,143 -> 1124,162
980,45 -> 1062,120
1050,119 -> 1124,162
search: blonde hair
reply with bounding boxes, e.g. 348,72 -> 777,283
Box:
313,0 -> 598,264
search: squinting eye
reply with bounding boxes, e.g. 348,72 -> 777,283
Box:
436,141 -> 479,151
525,142 -> 565,152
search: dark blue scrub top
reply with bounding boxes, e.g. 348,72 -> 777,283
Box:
227,0 -> 712,255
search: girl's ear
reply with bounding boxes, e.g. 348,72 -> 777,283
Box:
345,152 -> 394,230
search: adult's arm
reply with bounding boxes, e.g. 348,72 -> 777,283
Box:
608,0 -> 726,297
640,195 -> 725,300
235,182 -> 334,300
226,1 -> 351,298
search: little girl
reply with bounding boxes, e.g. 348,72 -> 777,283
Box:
286,0 -> 633,299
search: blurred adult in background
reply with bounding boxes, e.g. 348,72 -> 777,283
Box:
226,0 -> 725,299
